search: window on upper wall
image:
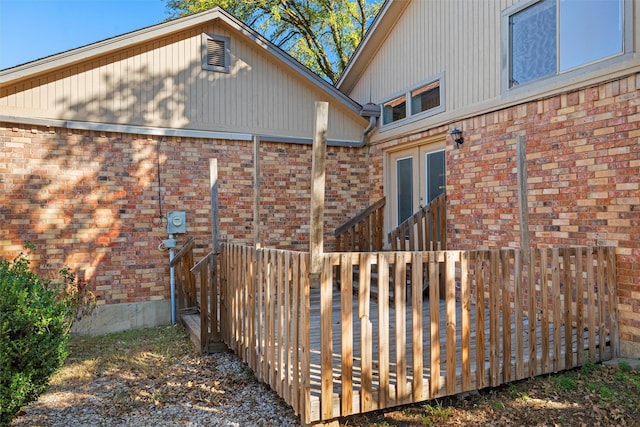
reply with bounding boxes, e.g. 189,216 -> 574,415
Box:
202,34 -> 230,73
506,0 -> 627,88
381,77 -> 443,127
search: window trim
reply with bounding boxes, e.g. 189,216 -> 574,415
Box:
501,0 -> 633,94
379,73 -> 445,130
201,33 -> 230,73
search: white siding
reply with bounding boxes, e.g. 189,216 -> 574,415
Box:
0,21 -> 365,142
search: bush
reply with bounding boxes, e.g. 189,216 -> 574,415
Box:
0,253 -> 77,425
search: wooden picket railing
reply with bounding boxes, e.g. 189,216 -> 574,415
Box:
217,243 -> 618,425
169,238 -> 223,353
219,244 -> 310,417
169,237 -> 196,314
389,193 -> 446,251
334,197 -> 386,252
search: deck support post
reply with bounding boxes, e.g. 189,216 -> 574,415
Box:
309,101 -> 328,285
253,135 -> 261,249
516,135 -> 529,259
210,158 -> 220,253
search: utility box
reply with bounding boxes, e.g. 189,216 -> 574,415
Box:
167,211 -> 186,234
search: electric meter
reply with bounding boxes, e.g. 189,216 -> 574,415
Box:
167,211 -> 186,234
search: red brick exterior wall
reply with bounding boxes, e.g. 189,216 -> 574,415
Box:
0,126 -> 375,306
445,73 -> 640,350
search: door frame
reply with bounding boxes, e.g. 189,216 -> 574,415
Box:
384,133 -> 447,238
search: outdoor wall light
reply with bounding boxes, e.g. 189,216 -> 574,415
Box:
450,127 -> 464,148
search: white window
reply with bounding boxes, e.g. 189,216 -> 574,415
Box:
505,0 -> 628,88
202,34 -> 230,73
381,76 -> 443,127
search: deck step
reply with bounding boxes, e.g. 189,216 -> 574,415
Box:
181,313 -> 228,354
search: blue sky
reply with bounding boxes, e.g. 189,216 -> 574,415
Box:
0,0 -> 169,69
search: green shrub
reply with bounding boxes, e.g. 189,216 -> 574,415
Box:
0,253 -> 73,425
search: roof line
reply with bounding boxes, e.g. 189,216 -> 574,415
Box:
0,115 -> 365,147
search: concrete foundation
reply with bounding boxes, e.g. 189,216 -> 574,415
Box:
620,340 -> 640,359
71,299 -> 171,336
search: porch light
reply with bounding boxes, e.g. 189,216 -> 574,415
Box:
450,127 -> 464,148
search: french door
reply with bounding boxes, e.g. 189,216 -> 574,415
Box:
388,142 -> 445,228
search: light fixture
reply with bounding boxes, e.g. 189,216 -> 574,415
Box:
451,127 -> 464,148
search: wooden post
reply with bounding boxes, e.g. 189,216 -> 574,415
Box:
253,136 -> 261,249
309,101 -> 329,283
210,159 -> 220,253
516,135 -> 529,258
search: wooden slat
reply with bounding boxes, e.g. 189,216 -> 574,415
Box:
320,254 -> 333,420
514,250 -> 524,379
587,248 -> 596,360
412,251 -> 424,400
340,253 -> 353,416
575,248 -> 584,366
359,253 -> 374,412
395,252 -> 408,403
597,247 -> 606,361
552,248 -> 562,371
429,251 -> 440,398
283,251 -> 292,402
291,252 -> 300,409
378,253 -> 390,408
256,249 -> 265,381
607,247 -> 619,357
200,255 -> 209,353
501,249 -> 512,382
445,251 -> 457,395
277,251 -> 285,397
460,251 -> 471,391
475,251 -> 486,388
563,247 -> 573,369
268,250 -> 277,387
246,248 -> 255,376
528,248 -> 537,377
210,253 -> 219,343
489,250 -> 500,386
301,253 -> 311,425
540,249 -> 550,374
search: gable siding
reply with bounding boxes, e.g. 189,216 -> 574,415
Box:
349,0 -> 515,115
0,22 -> 365,142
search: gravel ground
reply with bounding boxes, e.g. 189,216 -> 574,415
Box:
11,327 -> 300,427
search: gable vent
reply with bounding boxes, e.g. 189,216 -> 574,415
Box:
201,34 -> 230,73
207,39 -> 225,68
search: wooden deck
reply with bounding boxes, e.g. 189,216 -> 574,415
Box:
176,243 -> 617,426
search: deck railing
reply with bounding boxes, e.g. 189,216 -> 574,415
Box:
334,197 -> 386,252
216,243 -> 618,425
388,193 -> 446,251
169,237 -> 196,314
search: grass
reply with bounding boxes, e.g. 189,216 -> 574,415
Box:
344,360 -> 640,426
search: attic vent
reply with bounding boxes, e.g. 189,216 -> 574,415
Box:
207,39 -> 225,67
202,34 -> 230,73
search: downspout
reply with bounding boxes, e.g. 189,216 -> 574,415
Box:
168,236 -> 176,325
359,102 -> 380,145
158,235 -> 178,325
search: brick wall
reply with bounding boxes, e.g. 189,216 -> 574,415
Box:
0,125 -> 373,308
443,72 -> 640,353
